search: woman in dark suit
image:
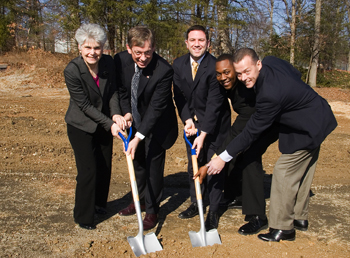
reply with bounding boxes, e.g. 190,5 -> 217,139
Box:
64,24 -> 125,230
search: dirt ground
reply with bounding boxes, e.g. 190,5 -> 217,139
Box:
0,61 -> 350,257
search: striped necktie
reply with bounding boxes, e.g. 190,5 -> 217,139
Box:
192,61 -> 198,80
131,66 -> 142,129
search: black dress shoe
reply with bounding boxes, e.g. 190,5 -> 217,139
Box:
294,219 -> 308,231
143,213 -> 158,231
205,211 -> 219,231
244,215 -> 254,222
178,203 -> 200,219
119,203 -> 146,216
78,223 -> 96,230
238,215 -> 268,235
219,198 -> 242,209
258,229 -> 295,242
227,199 -> 242,209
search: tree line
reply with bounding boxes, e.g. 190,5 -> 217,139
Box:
1,0 -> 350,85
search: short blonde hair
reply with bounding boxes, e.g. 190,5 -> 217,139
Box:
127,26 -> 155,48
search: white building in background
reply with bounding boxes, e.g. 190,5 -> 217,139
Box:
54,39 -> 71,53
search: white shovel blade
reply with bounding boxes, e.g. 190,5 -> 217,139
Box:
127,232 -> 162,257
189,229 -> 222,247
144,232 -> 163,253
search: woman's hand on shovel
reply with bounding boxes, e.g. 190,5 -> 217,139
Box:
193,165 -> 208,184
111,123 -> 123,139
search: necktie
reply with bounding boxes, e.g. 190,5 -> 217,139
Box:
131,66 -> 142,129
192,61 -> 198,80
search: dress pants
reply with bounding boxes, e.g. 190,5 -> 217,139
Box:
269,146 -> 320,230
133,131 -> 166,215
67,124 -> 113,224
223,159 -> 242,201
239,124 -> 279,216
222,124 -> 279,216
185,135 -> 224,212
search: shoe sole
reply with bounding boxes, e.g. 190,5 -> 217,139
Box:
119,208 -> 146,216
238,224 -> 268,236
143,222 -> 158,231
258,236 -> 295,242
178,213 -> 199,219
119,212 -> 136,216
227,206 -> 242,210
294,226 -> 308,231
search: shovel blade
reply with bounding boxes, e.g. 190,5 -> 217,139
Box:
127,232 -> 162,257
144,232 -> 163,253
189,229 -> 222,247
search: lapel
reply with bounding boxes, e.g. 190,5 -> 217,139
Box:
124,54 -> 137,93
192,52 -> 208,91
77,56 -> 101,96
98,56 -> 108,96
184,54 -> 193,90
137,53 -> 157,97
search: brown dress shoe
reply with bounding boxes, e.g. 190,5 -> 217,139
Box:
143,213 -> 158,230
119,203 -> 146,216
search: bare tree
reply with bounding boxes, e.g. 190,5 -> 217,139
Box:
346,0 -> 350,71
214,0 -> 234,55
282,0 -> 296,65
307,0 -> 321,87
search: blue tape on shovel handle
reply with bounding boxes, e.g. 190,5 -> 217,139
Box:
183,129 -> 199,156
118,127 -> 132,151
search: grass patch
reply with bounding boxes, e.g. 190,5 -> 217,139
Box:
316,69 -> 350,88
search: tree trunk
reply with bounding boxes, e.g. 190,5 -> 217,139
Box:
290,0 -> 296,65
346,0 -> 350,71
308,0 -> 321,87
282,0 -> 296,65
215,0 -> 233,55
267,0 -> 274,53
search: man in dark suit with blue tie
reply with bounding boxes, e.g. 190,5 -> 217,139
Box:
173,25 -> 231,231
206,48 -> 337,241
114,26 -> 178,230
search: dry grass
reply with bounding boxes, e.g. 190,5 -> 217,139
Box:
0,49 -> 74,88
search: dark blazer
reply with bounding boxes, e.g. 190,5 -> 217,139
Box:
114,50 -> 178,150
226,56 -> 337,157
173,52 -> 230,148
64,55 -> 121,133
216,81 -> 256,154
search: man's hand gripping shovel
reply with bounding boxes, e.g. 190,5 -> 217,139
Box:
184,129 -> 222,247
119,128 -> 163,257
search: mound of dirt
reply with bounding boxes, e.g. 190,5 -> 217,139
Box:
0,52 -> 349,257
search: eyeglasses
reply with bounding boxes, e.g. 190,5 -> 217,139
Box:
131,49 -> 153,58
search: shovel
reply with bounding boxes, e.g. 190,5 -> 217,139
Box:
183,129 -> 222,247
118,128 -> 163,257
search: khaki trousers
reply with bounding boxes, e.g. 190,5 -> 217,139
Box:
269,147 -> 320,230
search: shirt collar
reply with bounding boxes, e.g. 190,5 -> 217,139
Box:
190,53 -> 206,67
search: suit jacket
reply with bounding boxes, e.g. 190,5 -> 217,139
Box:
216,81 -> 256,154
64,55 -> 121,133
226,56 -> 337,157
173,52 -> 230,148
114,50 -> 178,150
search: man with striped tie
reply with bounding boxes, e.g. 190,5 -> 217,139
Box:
173,25 -> 231,231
